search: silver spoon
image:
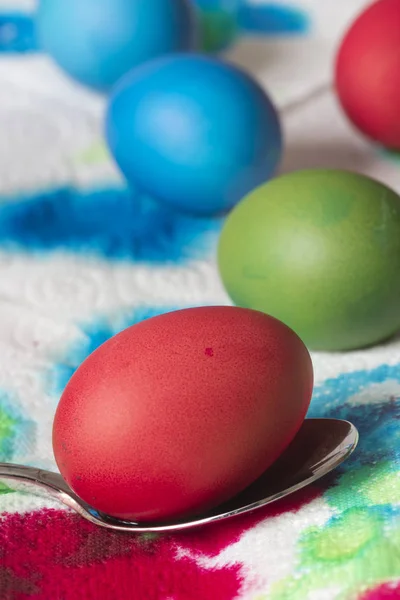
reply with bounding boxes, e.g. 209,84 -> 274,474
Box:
0,418 -> 358,533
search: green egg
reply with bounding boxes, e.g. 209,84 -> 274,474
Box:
217,169 -> 400,351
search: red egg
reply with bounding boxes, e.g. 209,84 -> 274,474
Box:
335,0 -> 400,150
53,306 -> 313,522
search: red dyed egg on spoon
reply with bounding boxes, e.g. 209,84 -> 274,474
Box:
52,306 -> 314,522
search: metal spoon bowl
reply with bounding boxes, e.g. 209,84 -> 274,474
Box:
0,418 -> 358,533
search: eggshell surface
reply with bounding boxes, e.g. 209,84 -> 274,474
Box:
36,0 -> 197,91
335,0 -> 400,150
53,306 -> 313,522
218,169 -> 400,352
105,54 -> 282,216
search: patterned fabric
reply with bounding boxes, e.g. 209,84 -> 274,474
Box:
1,1 -> 400,598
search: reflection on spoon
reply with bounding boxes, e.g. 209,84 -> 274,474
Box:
0,418 -> 358,533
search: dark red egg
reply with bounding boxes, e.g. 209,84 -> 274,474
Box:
335,0 -> 400,150
53,306 -> 313,522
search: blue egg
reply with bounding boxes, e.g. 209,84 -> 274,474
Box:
106,54 -> 282,215
36,0 -> 197,91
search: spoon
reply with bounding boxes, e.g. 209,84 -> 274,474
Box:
0,418 -> 357,533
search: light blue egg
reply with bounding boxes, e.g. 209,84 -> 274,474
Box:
106,54 -> 282,216
36,0 -> 197,91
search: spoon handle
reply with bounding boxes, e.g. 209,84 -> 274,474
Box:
0,462 -> 76,504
